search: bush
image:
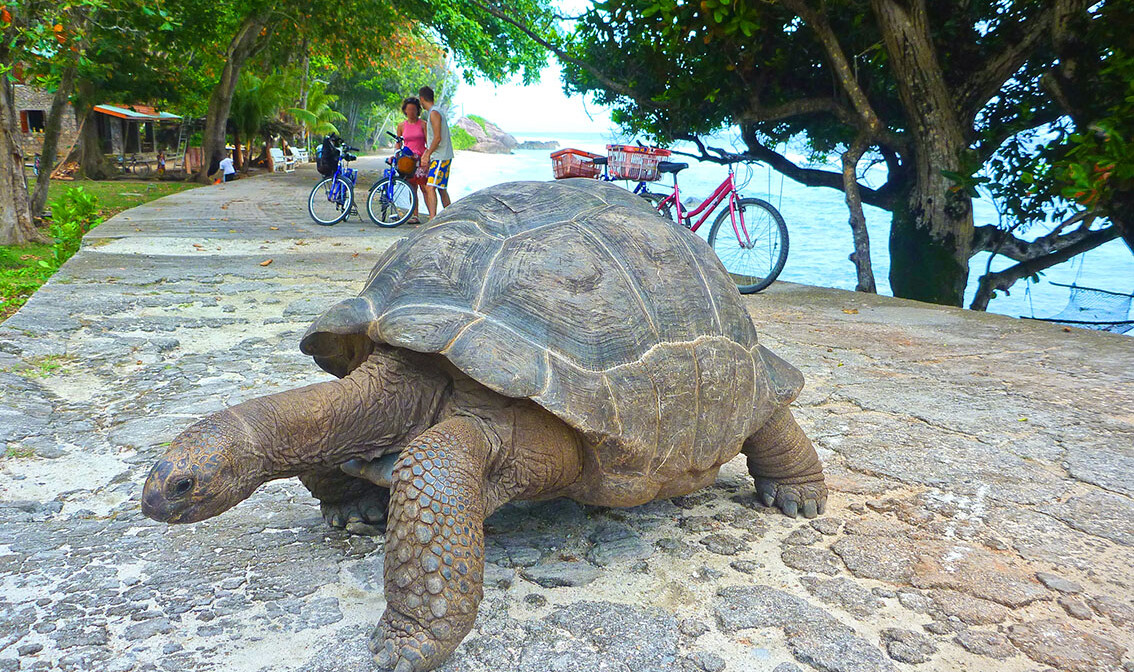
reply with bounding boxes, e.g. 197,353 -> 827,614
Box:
451,127 -> 476,151
46,187 -> 102,266
467,114 -> 489,132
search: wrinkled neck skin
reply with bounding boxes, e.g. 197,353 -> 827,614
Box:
228,350 -> 451,481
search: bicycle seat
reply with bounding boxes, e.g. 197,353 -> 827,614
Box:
592,156 -> 608,166
657,161 -> 688,174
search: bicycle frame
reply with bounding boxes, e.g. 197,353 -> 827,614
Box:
327,157 -> 357,205
655,168 -> 752,247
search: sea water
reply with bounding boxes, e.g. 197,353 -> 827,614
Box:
443,132 -> 1133,323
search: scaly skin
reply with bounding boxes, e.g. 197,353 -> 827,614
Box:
741,407 -> 827,518
299,467 -> 390,536
373,418 -> 487,672
362,403 -> 583,672
141,349 -> 449,526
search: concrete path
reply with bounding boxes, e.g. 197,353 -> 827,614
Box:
1,166 -> 1131,672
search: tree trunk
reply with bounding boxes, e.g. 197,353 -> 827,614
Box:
196,13 -> 270,184
233,130 -> 243,171
842,135 -> 877,293
30,63 -> 78,219
75,81 -> 114,180
0,75 -> 48,245
874,0 -> 974,306
298,45 -> 310,149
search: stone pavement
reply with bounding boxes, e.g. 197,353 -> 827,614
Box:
1,165 -> 1131,672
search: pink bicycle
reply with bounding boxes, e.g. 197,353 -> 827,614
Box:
641,156 -> 789,294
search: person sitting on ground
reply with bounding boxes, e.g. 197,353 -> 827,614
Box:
418,86 -> 454,220
396,97 -> 428,225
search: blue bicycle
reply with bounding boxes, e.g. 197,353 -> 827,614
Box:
364,132 -> 417,227
308,141 -> 360,225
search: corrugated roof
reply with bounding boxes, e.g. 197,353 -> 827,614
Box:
93,104 -> 181,122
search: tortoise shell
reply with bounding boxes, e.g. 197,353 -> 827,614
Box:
300,179 -> 803,504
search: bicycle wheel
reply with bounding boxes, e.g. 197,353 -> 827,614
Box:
366,177 -> 416,227
134,161 -> 152,178
706,197 -> 789,294
308,177 -> 354,225
640,191 -> 678,224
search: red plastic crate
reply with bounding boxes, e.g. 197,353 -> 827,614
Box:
606,144 -> 671,181
551,148 -> 602,179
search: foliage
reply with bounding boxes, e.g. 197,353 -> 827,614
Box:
560,0 -> 1127,306
450,127 -> 476,151
288,80 -> 347,140
0,186 -> 97,318
467,114 -> 488,132
46,186 -> 100,263
1,181 -> 197,321
999,24 -> 1132,233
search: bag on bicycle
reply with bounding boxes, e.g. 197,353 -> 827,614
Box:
316,137 -> 340,177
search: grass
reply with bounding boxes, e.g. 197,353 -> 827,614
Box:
42,179 -> 200,219
0,178 -> 201,322
4,445 -> 35,459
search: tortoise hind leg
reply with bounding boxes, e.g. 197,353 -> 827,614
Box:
741,407 -> 826,518
299,468 -> 390,536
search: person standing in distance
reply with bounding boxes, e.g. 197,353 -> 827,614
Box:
418,86 -> 454,220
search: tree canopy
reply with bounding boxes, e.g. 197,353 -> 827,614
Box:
551,0 -> 1128,307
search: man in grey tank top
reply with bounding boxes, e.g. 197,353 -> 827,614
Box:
418,86 -> 454,221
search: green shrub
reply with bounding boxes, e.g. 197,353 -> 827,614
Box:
451,127 -> 477,151
46,187 -> 102,266
467,114 -> 489,132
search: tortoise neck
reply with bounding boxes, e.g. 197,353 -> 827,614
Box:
226,351 -> 451,478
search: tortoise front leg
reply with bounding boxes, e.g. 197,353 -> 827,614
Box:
348,404 -> 583,672
741,407 -> 827,518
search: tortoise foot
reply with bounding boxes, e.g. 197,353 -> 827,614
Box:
320,487 -> 389,536
370,608 -> 453,672
754,477 -> 827,519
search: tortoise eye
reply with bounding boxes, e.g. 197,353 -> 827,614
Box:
172,477 -> 194,497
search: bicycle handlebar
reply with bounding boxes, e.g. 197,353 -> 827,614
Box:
386,131 -> 404,142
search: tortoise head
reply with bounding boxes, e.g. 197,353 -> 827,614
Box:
141,416 -> 266,524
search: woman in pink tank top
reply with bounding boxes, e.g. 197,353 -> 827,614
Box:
397,97 -> 428,223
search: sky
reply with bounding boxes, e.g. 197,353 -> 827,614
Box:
450,59 -> 615,136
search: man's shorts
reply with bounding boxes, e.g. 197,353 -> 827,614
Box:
426,159 -> 451,190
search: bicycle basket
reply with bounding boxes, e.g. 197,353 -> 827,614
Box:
396,155 -> 417,178
551,148 -> 601,179
606,144 -> 671,181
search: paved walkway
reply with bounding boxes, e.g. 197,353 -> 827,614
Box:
1,166 -> 1131,672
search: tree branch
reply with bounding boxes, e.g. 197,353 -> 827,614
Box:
842,132 -> 878,292
969,221 -> 1119,311
464,0 -> 668,109
957,5 -> 1059,120
780,0 -> 887,137
973,105 -> 1064,162
971,211 -> 1096,261
674,131 -> 897,210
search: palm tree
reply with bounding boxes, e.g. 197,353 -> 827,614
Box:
288,81 -> 346,151
229,72 -> 289,170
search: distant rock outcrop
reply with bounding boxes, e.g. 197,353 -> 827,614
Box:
517,140 -> 560,150
455,115 -> 518,154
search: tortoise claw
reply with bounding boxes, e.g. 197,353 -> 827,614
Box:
320,487 -> 389,536
753,477 -> 827,519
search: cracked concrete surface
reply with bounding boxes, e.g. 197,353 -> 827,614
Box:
1,165 -> 1131,671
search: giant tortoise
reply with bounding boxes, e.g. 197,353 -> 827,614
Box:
142,179 -> 826,672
